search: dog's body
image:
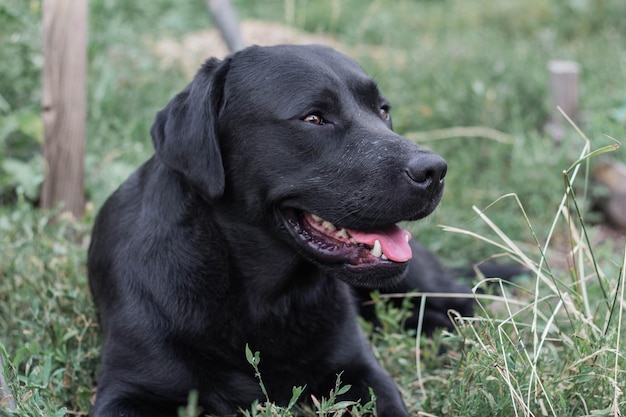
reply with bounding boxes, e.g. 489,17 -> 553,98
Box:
88,44 -> 466,416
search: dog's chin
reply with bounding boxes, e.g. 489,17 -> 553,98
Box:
279,209 -> 413,289
324,261 -> 409,289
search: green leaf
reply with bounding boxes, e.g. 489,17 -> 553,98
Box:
590,407 -> 613,416
1,156 -> 44,199
287,385 -> 305,409
329,400 -> 358,411
335,383 -> 351,396
16,110 -> 43,142
41,354 -> 52,385
245,344 -> 258,366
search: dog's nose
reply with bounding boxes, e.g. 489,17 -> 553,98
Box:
405,153 -> 447,191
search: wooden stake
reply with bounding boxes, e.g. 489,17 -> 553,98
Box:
40,0 -> 87,217
205,0 -> 244,52
546,60 -> 580,144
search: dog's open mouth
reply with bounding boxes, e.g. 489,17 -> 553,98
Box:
282,210 -> 412,267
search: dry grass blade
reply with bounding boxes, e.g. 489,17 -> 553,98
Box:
611,248 -> 625,417
437,108 -> 625,416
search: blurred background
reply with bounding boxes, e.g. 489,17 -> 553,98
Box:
2,0 -> 625,265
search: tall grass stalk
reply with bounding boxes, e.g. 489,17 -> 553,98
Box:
612,249 -> 625,416
435,120 -> 625,416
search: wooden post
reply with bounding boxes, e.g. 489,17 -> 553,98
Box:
545,60 -> 580,144
40,0 -> 87,217
205,0 -> 244,52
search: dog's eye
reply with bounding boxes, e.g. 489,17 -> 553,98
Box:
303,114 -> 325,125
379,106 -> 390,121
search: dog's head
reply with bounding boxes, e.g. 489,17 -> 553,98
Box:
151,44 -> 446,288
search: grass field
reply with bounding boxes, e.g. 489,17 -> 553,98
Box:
1,0 -> 625,415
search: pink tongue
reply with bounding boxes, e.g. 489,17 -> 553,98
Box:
348,225 -> 413,262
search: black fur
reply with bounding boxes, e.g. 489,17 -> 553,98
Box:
88,44 -> 465,417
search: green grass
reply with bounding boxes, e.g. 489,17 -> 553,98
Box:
0,203 -> 98,415
1,0 -> 625,415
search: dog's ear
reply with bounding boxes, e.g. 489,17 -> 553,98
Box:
150,57 -> 231,199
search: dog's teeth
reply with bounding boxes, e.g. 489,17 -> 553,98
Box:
310,213 -> 323,222
370,239 -> 382,258
322,221 -> 336,231
381,254 -> 388,260
405,234 -> 410,242
337,228 -> 349,239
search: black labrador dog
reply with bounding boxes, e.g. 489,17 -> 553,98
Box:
88,44 -> 471,417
